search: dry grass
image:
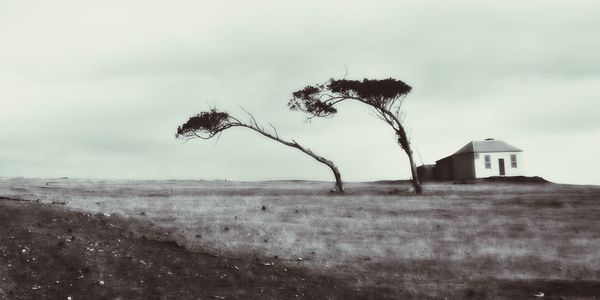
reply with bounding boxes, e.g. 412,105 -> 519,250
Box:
1,177 -> 599,298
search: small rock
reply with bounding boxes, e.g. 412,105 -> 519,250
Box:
31,284 -> 42,290
297,257 -> 303,261
98,280 -> 105,286
261,205 -> 266,211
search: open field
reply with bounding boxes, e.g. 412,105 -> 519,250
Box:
1,178 -> 600,299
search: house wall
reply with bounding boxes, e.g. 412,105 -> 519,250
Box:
473,151 -> 523,178
452,153 -> 475,180
435,158 -> 453,180
417,164 -> 436,181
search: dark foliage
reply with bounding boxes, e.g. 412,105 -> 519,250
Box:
289,85 -> 337,117
176,109 -> 232,138
328,78 -> 411,102
288,78 -> 412,117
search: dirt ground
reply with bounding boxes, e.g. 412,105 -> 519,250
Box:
0,199 -> 397,300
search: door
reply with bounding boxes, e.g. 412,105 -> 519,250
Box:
498,158 -> 505,176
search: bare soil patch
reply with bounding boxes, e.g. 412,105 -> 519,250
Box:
0,199 -> 395,299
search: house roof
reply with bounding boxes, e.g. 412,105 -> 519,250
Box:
453,139 -> 522,155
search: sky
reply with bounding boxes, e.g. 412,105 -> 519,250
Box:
1,0 -> 599,185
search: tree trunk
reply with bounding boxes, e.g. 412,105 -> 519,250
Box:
405,148 -> 423,194
312,154 -> 344,193
395,128 -> 423,195
331,165 -> 344,193
292,143 -> 344,193
241,125 -> 344,193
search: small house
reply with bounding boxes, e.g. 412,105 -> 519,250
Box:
434,138 -> 523,180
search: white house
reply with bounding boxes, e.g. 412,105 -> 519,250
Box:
434,138 -> 523,180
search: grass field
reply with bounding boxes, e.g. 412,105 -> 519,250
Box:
1,178 -> 599,299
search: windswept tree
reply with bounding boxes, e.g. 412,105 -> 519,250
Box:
288,78 -> 423,194
176,108 -> 344,193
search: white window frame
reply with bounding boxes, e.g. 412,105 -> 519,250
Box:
484,155 -> 491,169
511,154 -> 518,168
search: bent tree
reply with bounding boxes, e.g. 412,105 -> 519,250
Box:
175,108 -> 344,193
288,78 -> 423,194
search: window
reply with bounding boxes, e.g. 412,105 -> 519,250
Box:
511,154 -> 517,168
484,155 -> 491,169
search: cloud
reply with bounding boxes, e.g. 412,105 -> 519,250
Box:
0,0 -> 599,184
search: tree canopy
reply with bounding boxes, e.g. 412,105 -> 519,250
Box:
176,109 -> 235,140
176,108 -> 345,192
289,78 -> 411,118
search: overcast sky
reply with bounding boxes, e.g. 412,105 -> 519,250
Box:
1,0 -> 599,185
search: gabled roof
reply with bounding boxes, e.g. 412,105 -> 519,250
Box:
453,139 -> 522,155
